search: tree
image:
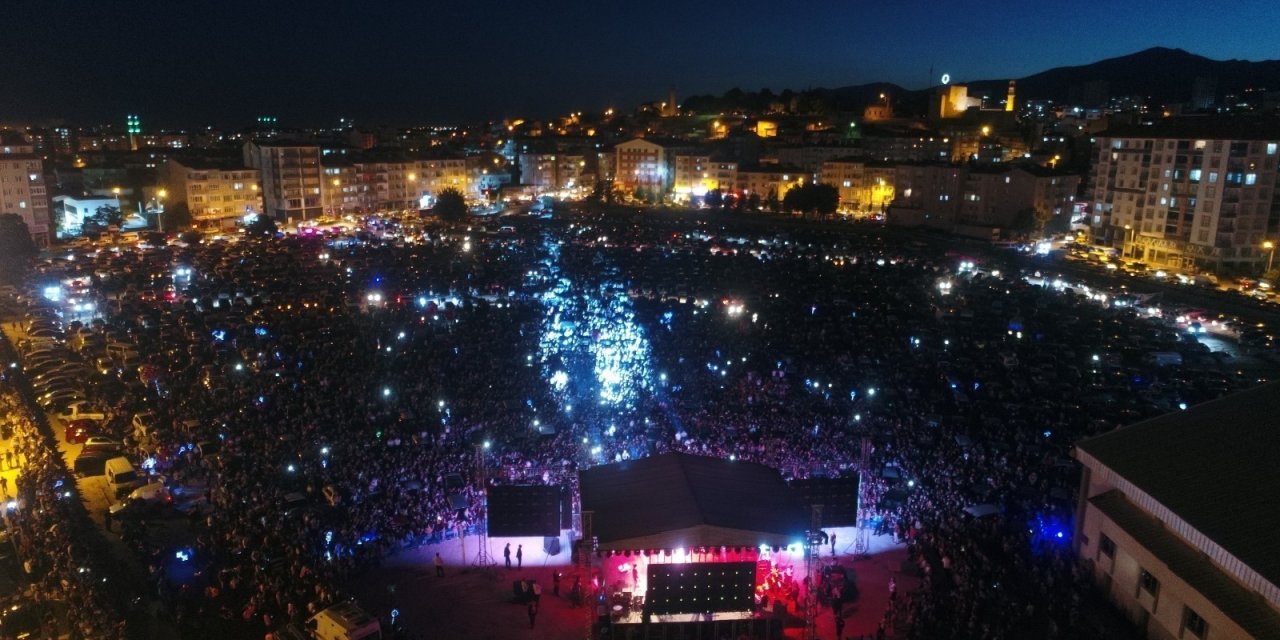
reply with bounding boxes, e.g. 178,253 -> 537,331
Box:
433,188 -> 468,222
161,202 -> 192,232
1010,208 -> 1039,240
746,193 -> 762,211
783,183 -> 840,218
764,188 -> 780,213
246,214 -> 278,236
587,179 -> 606,205
178,230 -> 203,245
0,213 -> 38,284
1043,211 -> 1072,236
90,205 -> 124,229
704,189 -> 724,209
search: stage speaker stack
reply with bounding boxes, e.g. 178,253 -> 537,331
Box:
790,477 -> 860,527
487,485 -> 562,537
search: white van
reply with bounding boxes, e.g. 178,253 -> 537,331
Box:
306,602 -> 381,640
105,456 -> 142,497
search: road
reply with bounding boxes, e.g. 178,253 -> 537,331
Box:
1,314 -> 182,639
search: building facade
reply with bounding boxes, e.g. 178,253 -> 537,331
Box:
820,159 -> 896,215
0,138 -> 51,246
519,153 -> 585,193
672,155 -> 737,201
243,141 -> 323,221
1074,383 -> 1280,640
161,157 -> 262,226
1088,122 -> 1280,273
614,138 -> 671,194
890,163 -> 1079,232
52,195 -> 119,237
736,166 -> 804,205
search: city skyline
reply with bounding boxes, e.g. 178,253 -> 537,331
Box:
4,0 -> 1280,128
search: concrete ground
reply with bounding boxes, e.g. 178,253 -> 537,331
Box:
352,527 -> 918,639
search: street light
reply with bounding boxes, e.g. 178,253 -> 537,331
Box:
1123,224 -> 1134,259
1264,240 -> 1275,274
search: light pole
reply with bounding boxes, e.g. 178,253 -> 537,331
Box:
1264,240 -> 1275,275
1123,224 -> 1134,260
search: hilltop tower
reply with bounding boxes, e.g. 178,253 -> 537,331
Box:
1006,81 -> 1016,112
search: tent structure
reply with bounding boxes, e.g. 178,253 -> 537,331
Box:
579,452 -> 809,551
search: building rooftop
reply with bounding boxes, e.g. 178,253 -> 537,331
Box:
1103,117 -> 1280,141
171,155 -> 253,171
1076,381 -> 1280,592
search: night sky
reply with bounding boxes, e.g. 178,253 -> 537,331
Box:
4,0 -> 1279,128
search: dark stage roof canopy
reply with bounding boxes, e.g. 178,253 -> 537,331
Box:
579,452 -> 809,551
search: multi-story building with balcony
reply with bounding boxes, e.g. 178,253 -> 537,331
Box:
161,156 -> 262,226
672,154 -> 737,202
243,141 -> 323,221
0,133 -> 51,246
1088,120 -> 1280,272
519,153 -> 585,193
614,138 -> 697,196
736,165 -> 805,205
820,158 -> 896,215
891,162 -> 1080,233
1074,382 -> 1280,640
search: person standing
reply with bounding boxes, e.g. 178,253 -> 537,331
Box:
889,577 -> 897,602
830,532 -> 837,557
516,544 -> 523,569
434,553 -> 444,577
553,572 -> 561,597
532,580 -> 542,604
504,543 -> 511,569
527,601 -> 538,628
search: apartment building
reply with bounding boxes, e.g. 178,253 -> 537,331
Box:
0,134 -> 51,246
1088,120 -> 1280,272
891,163 -> 1079,232
672,154 -> 737,201
243,141 -> 323,221
736,165 -> 805,204
820,158 -> 896,215
520,153 -> 585,192
1074,382 -> 1280,640
161,157 -> 262,225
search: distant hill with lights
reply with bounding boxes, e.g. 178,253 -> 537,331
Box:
682,47 -> 1280,116
963,47 -> 1280,106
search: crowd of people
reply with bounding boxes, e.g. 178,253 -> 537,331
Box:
17,210 -> 1274,638
0,343 -> 131,639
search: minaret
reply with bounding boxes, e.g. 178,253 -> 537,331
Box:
1006,81 -> 1016,112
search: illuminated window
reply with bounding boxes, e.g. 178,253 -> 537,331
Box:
1246,173 -> 1257,185
1268,143 -> 1278,155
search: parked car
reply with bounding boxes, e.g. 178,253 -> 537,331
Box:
73,450 -> 112,476
64,419 -> 100,444
57,401 -> 107,422
109,482 -> 172,518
